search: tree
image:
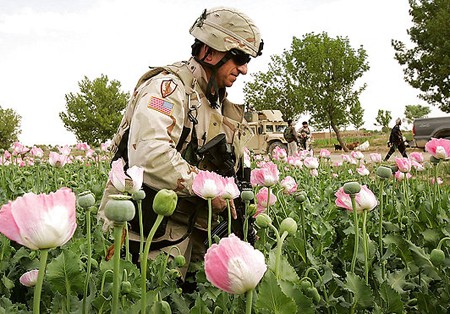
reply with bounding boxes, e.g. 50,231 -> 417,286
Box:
404,104 -> 431,124
244,32 -> 369,151
60,74 -> 128,146
0,106 -> 21,150
392,0 -> 450,112
374,109 -> 392,133
349,101 -> 365,131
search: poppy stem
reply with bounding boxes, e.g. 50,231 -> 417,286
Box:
33,248 -> 49,314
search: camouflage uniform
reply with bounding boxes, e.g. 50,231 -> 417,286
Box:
98,7 -> 263,268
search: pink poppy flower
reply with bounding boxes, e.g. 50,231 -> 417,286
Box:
431,177 -> 443,185
204,234 -> 267,294
3,150 -> 11,160
369,153 -> 382,163
11,142 -> 29,155
100,140 -> 111,152
356,165 -> 370,176
425,138 -> 450,160
0,188 -> 77,250
319,149 -> 331,158
48,152 -> 68,167
335,185 -> 377,213
310,169 -> 319,177
221,177 -> 240,200
411,160 -> 425,171
342,154 -> 356,164
271,146 -> 287,161
20,269 -> 39,287
303,157 -> 319,169
250,162 -> 279,187
287,156 -> 302,167
280,176 -> 297,194
58,145 -> 71,156
30,146 -> 44,158
85,149 -> 95,159
395,171 -> 412,182
351,151 -> 364,160
243,149 -> 251,168
254,187 -> 277,216
395,157 -> 412,173
76,142 -> 91,151
409,152 -> 424,163
109,159 -> 144,194
193,170 -> 225,199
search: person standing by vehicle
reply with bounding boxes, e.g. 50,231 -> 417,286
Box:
384,118 -> 408,161
284,119 -> 299,156
99,7 -> 263,266
298,121 -> 311,150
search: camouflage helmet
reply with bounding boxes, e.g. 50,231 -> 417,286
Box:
189,7 -> 263,58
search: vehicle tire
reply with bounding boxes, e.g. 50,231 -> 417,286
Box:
267,141 -> 287,155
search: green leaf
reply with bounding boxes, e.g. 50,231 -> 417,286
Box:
343,272 -> 374,308
1,276 -> 14,290
384,234 -> 418,273
255,270 -> 297,314
46,249 -> 85,295
379,282 -> 403,314
279,280 -> 315,313
386,269 -> 409,295
190,297 -> 212,314
268,250 -> 300,283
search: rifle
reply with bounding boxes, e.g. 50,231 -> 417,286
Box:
197,134 -> 257,245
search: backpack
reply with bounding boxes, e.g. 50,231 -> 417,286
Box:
283,126 -> 295,143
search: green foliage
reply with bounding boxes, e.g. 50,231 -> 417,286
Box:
244,32 -> 369,148
59,74 -> 128,145
404,104 -> 431,124
0,106 -> 21,150
349,101 -> 365,130
392,0 -> 450,112
256,271 -> 297,314
374,109 -> 392,132
344,272 -> 374,308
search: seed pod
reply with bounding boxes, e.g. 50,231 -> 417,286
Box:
343,182 -> 361,195
430,248 -> 445,266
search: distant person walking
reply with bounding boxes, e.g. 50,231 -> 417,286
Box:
384,118 -> 407,161
284,119 -> 299,156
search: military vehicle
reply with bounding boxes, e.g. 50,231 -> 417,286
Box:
244,110 -> 288,155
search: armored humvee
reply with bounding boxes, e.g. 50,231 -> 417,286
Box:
244,110 -> 288,155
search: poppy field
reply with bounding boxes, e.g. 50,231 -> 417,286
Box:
0,139 -> 449,313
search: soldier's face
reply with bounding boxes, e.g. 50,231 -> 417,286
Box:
216,56 -> 248,88
201,48 -> 248,88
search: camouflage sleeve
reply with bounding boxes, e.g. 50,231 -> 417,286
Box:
127,73 -> 197,197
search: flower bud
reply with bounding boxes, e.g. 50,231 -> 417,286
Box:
430,248 -> 445,266
280,217 -> 298,236
175,255 -> 186,267
376,166 -> 392,179
343,182 -> 361,195
132,189 -> 146,201
241,189 -> 255,201
104,195 -> 135,223
121,281 -> 132,294
77,191 -> 96,208
294,191 -> 307,203
247,204 -> 257,216
255,213 -> 272,228
153,189 -> 177,216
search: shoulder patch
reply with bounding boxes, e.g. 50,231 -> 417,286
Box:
148,96 -> 174,116
161,79 -> 178,98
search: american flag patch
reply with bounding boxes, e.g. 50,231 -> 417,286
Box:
148,96 -> 174,115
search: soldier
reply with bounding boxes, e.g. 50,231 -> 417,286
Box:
98,7 -> 263,269
384,118 -> 408,161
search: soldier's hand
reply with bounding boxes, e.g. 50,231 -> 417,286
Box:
211,197 -> 237,219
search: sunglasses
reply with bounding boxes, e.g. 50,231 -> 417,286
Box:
228,49 -> 251,66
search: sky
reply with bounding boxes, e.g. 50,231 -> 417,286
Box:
0,0 -> 446,146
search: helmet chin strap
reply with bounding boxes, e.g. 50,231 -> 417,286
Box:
194,49 -> 232,109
